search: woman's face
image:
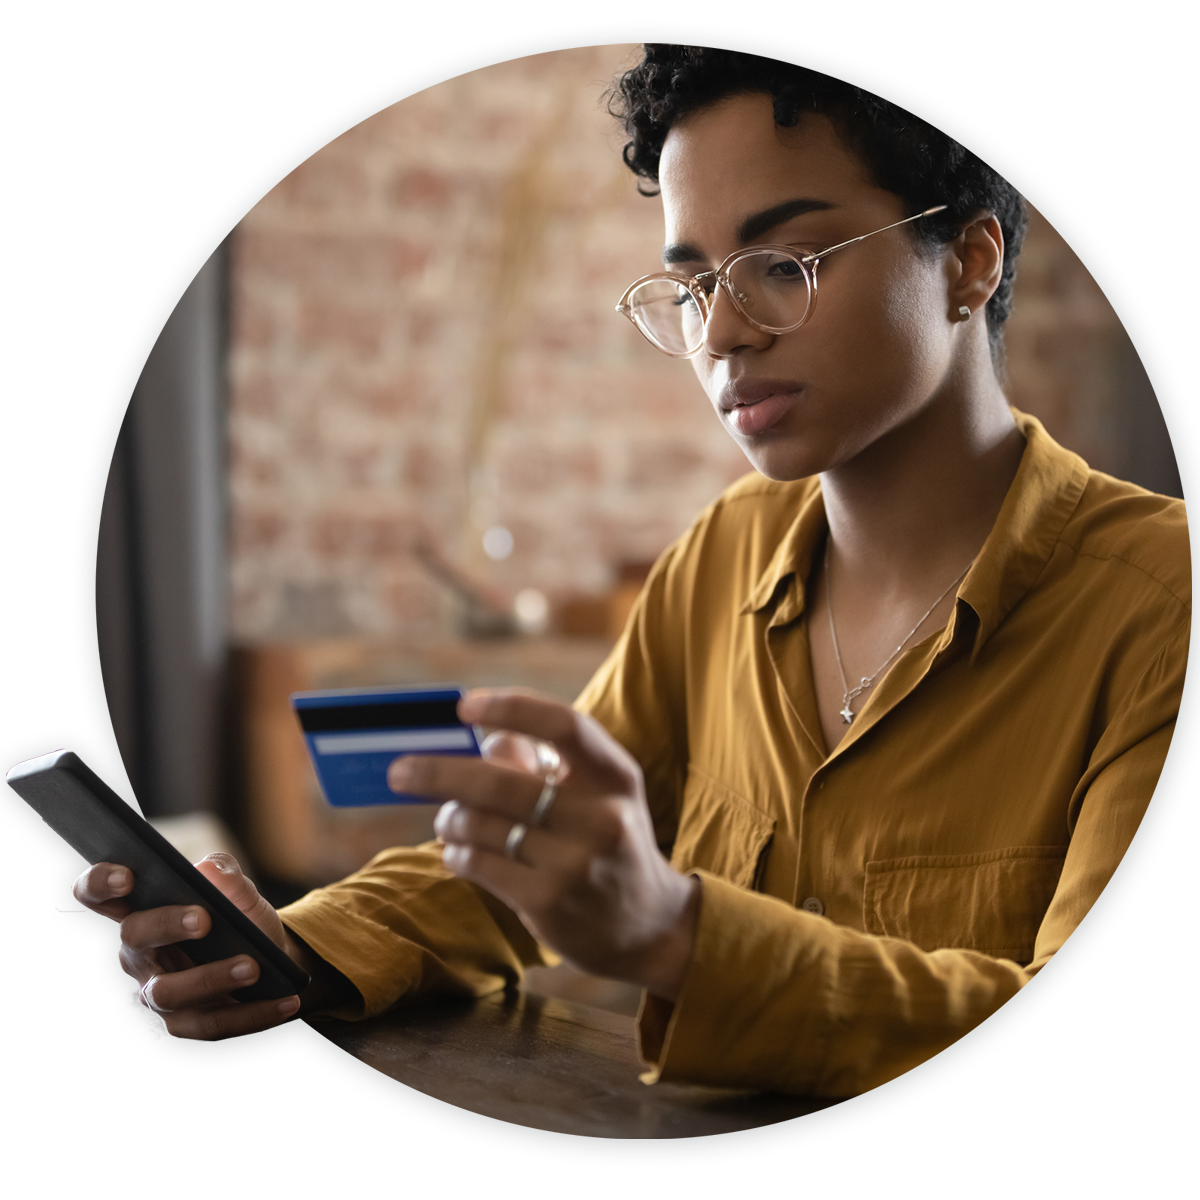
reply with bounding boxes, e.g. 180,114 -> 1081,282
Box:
658,93 -> 964,482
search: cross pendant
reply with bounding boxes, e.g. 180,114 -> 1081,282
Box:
840,702 -> 855,724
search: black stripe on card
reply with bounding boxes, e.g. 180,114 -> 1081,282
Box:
295,699 -> 463,733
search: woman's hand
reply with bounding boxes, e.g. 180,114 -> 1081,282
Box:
389,689 -> 700,1001
72,852 -> 305,1039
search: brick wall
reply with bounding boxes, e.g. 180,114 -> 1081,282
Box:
1003,209 -> 1172,488
228,44 -> 738,642
227,45 -> 1171,646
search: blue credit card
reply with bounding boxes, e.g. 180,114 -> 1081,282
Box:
290,684 -> 482,807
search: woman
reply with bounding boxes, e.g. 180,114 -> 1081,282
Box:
76,47 -> 1188,1096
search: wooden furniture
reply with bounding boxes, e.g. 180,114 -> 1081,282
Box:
177,964 -> 830,1142
309,968 -> 838,1138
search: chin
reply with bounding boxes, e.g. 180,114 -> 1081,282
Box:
719,400 -> 845,482
737,437 -> 827,483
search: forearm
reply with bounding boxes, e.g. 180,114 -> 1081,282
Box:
278,840 -> 546,1020
618,871 -> 702,1003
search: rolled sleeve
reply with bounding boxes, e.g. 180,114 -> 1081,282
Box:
280,841 -> 546,1020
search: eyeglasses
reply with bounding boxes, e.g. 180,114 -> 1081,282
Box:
615,204 -> 948,358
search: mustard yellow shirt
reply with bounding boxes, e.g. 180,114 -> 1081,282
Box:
280,412 -> 1189,1097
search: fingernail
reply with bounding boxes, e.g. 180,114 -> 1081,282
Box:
389,759 -> 412,787
107,869 -> 128,891
231,959 -> 255,981
181,909 -> 201,933
277,996 -> 300,1016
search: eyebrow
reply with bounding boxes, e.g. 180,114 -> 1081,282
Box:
662,197 -> 837,265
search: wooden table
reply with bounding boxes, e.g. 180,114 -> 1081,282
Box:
309,980 -> 839,1138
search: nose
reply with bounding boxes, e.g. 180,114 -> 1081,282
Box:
700,277 -> 775,358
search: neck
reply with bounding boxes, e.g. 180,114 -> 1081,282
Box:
820,380 -> 1024,591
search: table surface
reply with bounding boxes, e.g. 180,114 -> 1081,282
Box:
309,979 -> 839,1139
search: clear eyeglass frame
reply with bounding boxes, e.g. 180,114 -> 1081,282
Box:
615,204 -> 948,358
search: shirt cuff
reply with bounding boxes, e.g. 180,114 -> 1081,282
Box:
279,867 -> 542,1021
635,870 -> 836,1091
279,888 -> 419,1021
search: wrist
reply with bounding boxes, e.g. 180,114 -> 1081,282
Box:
281,924 -> 360,1015
638,873 -> 701,1003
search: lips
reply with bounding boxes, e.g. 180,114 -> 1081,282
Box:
719,379 -> 803,436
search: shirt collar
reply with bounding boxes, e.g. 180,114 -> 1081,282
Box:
741,477 -> 826,622
958,410 -> 1089,658
739,410 -> 1090,656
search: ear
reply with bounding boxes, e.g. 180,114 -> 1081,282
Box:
947,213 -> 1004,322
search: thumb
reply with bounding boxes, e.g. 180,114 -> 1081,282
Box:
194,853 -> 283,941
196,854 -> 292,955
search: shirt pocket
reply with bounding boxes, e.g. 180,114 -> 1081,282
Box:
862,846 -> 1067,964
670,764 -> 776,890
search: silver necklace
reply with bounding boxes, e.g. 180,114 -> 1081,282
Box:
825,539 -> 972,724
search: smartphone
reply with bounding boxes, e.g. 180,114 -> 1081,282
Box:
6,750 -> 310,1002
291,683 -> 482,807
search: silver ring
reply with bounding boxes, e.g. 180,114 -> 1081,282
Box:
504,821 -> 529,863
529,775 -> 558,827
139,974 -> 172,1012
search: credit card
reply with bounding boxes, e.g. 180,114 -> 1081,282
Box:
291,684 -> 481,807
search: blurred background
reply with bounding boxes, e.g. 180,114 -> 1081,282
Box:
96,45 -> 1181,903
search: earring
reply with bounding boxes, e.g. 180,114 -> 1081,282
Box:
957,306 -> 971,321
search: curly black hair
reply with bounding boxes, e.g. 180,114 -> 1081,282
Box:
608,46 -> 1027,368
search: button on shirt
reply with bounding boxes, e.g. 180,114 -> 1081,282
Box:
279,412 -> 1189,1098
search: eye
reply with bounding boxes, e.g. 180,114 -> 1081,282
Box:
766,257 -> 804,279
666,280 -> 703,308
